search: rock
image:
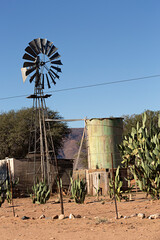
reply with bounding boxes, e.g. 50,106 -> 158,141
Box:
123,216 -> 128,219
101,201 -> 105,205
137,213 -> 145,219
52,215 -> 59,220
15,214 -> 18,217
68,199 -> 72,203
39,215 -> 45,219
118,213 -> 123,219
21,216 -> 30,220
55,199 -> 60,203
148,213 -> 160,219
76,214 -> 81,218
69,213 -> 75,219
59,214 -> 65,220
154,213 -> 160,219
130,214 -> 137,218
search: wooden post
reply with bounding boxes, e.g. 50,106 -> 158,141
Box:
111,153 -> 118,219
54,155 -> 64,215
58,176 -> 64,215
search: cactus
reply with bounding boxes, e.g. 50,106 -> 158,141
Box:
30,180 -> 50,204
0,178 -> 18,207
70,175 -> 87,204
109,166 -> 127,202
119,112 -> 160,199
5,180 -> 12,204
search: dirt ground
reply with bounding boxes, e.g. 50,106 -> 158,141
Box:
0,193 -> 160,240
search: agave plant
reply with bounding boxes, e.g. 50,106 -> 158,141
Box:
0,177 -> 18,207
30,179 -> 50,204
109,166 -> 123,201
109,166 -> 132,202
70,175 -> 87,204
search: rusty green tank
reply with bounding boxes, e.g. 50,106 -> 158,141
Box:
86,118 -> 123,169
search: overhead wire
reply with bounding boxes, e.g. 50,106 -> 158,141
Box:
47,74 -> 160,94
0,74 -> 160,101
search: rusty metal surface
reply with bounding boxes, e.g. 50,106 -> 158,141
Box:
86,118 -> 123,169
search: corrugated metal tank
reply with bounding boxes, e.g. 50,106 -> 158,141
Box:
86,118 -> 123,169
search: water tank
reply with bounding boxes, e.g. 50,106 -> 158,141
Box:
86,118 -> 123,169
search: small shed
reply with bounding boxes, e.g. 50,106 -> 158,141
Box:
0,157 -> 73,196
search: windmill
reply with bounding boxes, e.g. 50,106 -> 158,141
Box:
21,38 -> 63,195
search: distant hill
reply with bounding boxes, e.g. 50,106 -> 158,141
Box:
58,128 -> 87,169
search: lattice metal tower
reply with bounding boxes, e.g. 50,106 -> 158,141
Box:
21,38 -> 62,188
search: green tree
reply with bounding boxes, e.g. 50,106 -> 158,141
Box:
123,110 -> 160,136
0,108 -> 70,159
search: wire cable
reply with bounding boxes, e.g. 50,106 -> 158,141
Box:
48,74 -> 160,94
0,74 -> 160,101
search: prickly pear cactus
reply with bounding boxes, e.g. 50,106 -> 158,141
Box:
30,180 -> 50,204
119,112 -> 160,199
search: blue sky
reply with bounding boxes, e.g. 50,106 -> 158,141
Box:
0,1 -> 160,127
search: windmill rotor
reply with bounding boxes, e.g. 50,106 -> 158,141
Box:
22,38 -> 62,89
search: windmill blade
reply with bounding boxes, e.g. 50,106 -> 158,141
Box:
50,69 -> 60,79
34,38 -> 42,53
42,73 -> 44,89
26,66 -> 36,76
48,71 -> 56,85
51,65 -> 62,72
23,53 -> 35,62
45,40 -> 53,55
49,52 -> 61,61
25,46 -> 37,58
23,38 -> 62,88
51,60 -> 63,65
29,72 -> 37,83
48,45 -> 58,57
46,73 -> 51,88
21,67 -> 28,83
41,38 -> 47,54
23,61 -> 36,67
29,40 -> 40,55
